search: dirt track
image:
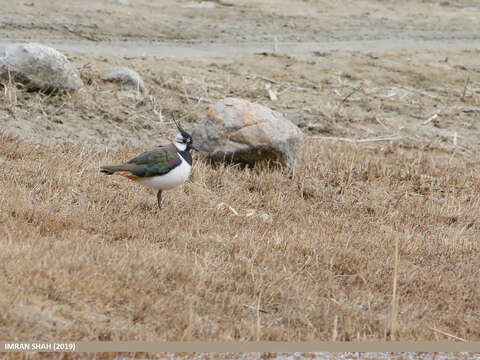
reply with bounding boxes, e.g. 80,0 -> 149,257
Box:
2,0 -> 480,55
2,0 -> 480,44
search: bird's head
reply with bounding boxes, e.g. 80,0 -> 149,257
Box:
173,117 -> 198,152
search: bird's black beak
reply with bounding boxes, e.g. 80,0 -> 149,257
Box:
191,144 -> 199,152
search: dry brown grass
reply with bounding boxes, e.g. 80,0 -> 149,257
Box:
1,130 -> 479,342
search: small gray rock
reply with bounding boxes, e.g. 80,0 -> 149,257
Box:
0,43 -> 83,91
101,67 -> 148,94
192,97 -> 304,168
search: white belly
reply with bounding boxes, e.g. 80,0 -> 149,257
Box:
137,160 -> 191,190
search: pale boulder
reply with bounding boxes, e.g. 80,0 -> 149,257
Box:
0,43 -> 83,91
192,98 -> 304,168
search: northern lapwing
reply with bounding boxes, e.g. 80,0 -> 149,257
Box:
100,118 -> 197,209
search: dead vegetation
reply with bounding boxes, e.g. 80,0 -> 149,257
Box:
2,49 -> 480,158
1,129 -> 479,341
1,15 -> 480,341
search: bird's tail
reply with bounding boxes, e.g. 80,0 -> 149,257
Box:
100,165 -> 121,175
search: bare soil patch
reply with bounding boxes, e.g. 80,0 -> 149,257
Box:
2,49 -> 480,155
1,0 -> 480,44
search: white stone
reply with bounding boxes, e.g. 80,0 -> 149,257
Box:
192,97 -> 304,168
0,43 -> 83,91
101,67 -> 148,94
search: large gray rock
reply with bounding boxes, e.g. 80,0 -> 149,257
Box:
192,98 -> 304,168
0,43 -> 83,91
101,67 -> 148,94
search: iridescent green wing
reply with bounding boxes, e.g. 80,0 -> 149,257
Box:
123,144 -> 182,177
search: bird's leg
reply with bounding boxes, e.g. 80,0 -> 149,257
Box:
157,190 -> 162,209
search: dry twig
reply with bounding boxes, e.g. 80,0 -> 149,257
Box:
461,77 -> 470,102
62,24 -> 99,41
342,86 -> 362,104
312,135 -> 401,143
178,93 -> 212,104
243,304 -> 268,314
423,113 -> 438,125
390,236 -> 399,340
428,326 -> 467,342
